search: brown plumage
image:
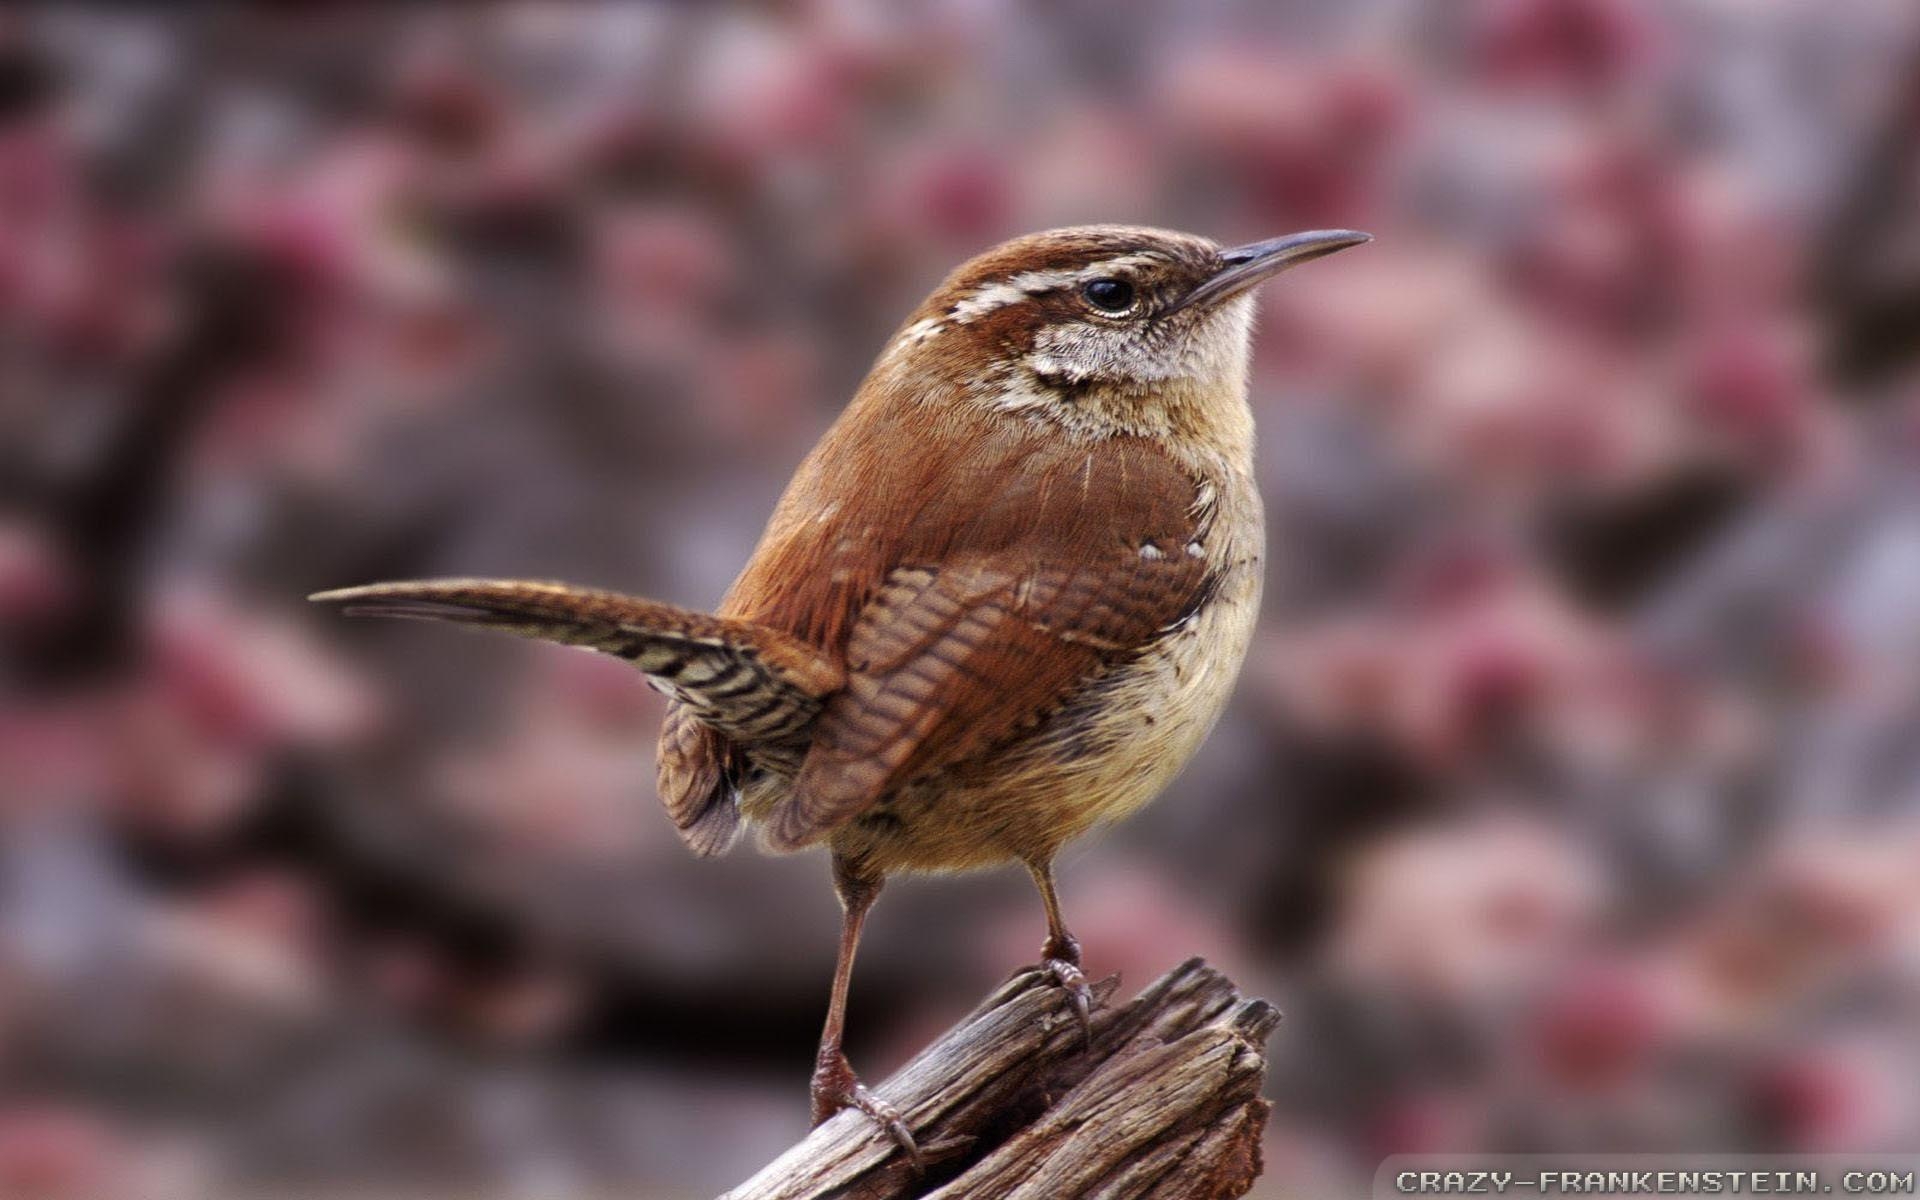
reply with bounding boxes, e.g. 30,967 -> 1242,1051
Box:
312,223 -> 1369,1162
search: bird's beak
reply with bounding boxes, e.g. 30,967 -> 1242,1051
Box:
1176,229 -> 1372,312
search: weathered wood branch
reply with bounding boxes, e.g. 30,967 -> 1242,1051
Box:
721,958 -> 1278,1200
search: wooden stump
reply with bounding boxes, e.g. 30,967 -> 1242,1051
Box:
721,958 -> 1278,1200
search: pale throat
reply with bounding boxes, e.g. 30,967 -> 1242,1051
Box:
994,298 -> 1258,461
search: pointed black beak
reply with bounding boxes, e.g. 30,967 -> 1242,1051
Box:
1176,229 -> 1372,312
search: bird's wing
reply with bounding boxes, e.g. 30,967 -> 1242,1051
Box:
768,526 -> 1215,850
310,579 -> 843,747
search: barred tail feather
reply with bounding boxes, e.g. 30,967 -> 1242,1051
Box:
310,579 -> 842,748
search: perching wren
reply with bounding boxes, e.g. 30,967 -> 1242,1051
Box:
313,224 -> 1370,1162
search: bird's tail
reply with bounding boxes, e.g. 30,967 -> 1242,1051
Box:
309,579 -> 843,747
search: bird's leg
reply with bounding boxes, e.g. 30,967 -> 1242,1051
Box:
1026,858 -> 1094,1046
810,856 -> 920,1168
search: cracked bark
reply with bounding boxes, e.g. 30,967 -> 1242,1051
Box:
722,958 -> 1278,1200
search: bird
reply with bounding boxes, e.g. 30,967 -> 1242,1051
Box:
311,223 -> 1370,1162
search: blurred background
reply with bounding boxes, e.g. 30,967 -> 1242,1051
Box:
4,2 -> 1920,1196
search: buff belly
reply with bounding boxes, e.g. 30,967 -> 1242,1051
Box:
827,542 -> 1263,875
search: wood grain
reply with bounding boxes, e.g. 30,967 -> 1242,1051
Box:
721,959 -> 1277,1200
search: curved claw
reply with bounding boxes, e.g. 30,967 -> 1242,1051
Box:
811,1054 -> 923,1172
1045,956 -> 1095,1049
843,1083 -> 923,1173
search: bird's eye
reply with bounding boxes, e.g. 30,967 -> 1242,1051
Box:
1082,277 -> 1136,313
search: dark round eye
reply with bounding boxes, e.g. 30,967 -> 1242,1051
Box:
1082,277 -> 1136,312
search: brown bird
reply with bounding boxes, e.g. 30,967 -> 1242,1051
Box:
312,224 -> 1369,1160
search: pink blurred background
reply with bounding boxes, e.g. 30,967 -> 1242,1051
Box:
4,3 -> 1920,1196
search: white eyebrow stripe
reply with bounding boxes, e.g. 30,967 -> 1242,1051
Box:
948,254 -> 1165,324
949,278 -> 1048,323
895,316 -> 945,346
887,252 -> 1168,354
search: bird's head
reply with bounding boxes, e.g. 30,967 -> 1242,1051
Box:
879,224 -> 1370,444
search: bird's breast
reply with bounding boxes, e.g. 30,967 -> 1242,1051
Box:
831,462 -> 1265,873
1019,466 -> 1265,817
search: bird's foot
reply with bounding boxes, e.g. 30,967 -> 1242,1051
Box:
1041,934 -> 1094,1048
811,1051 -> 922,1171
